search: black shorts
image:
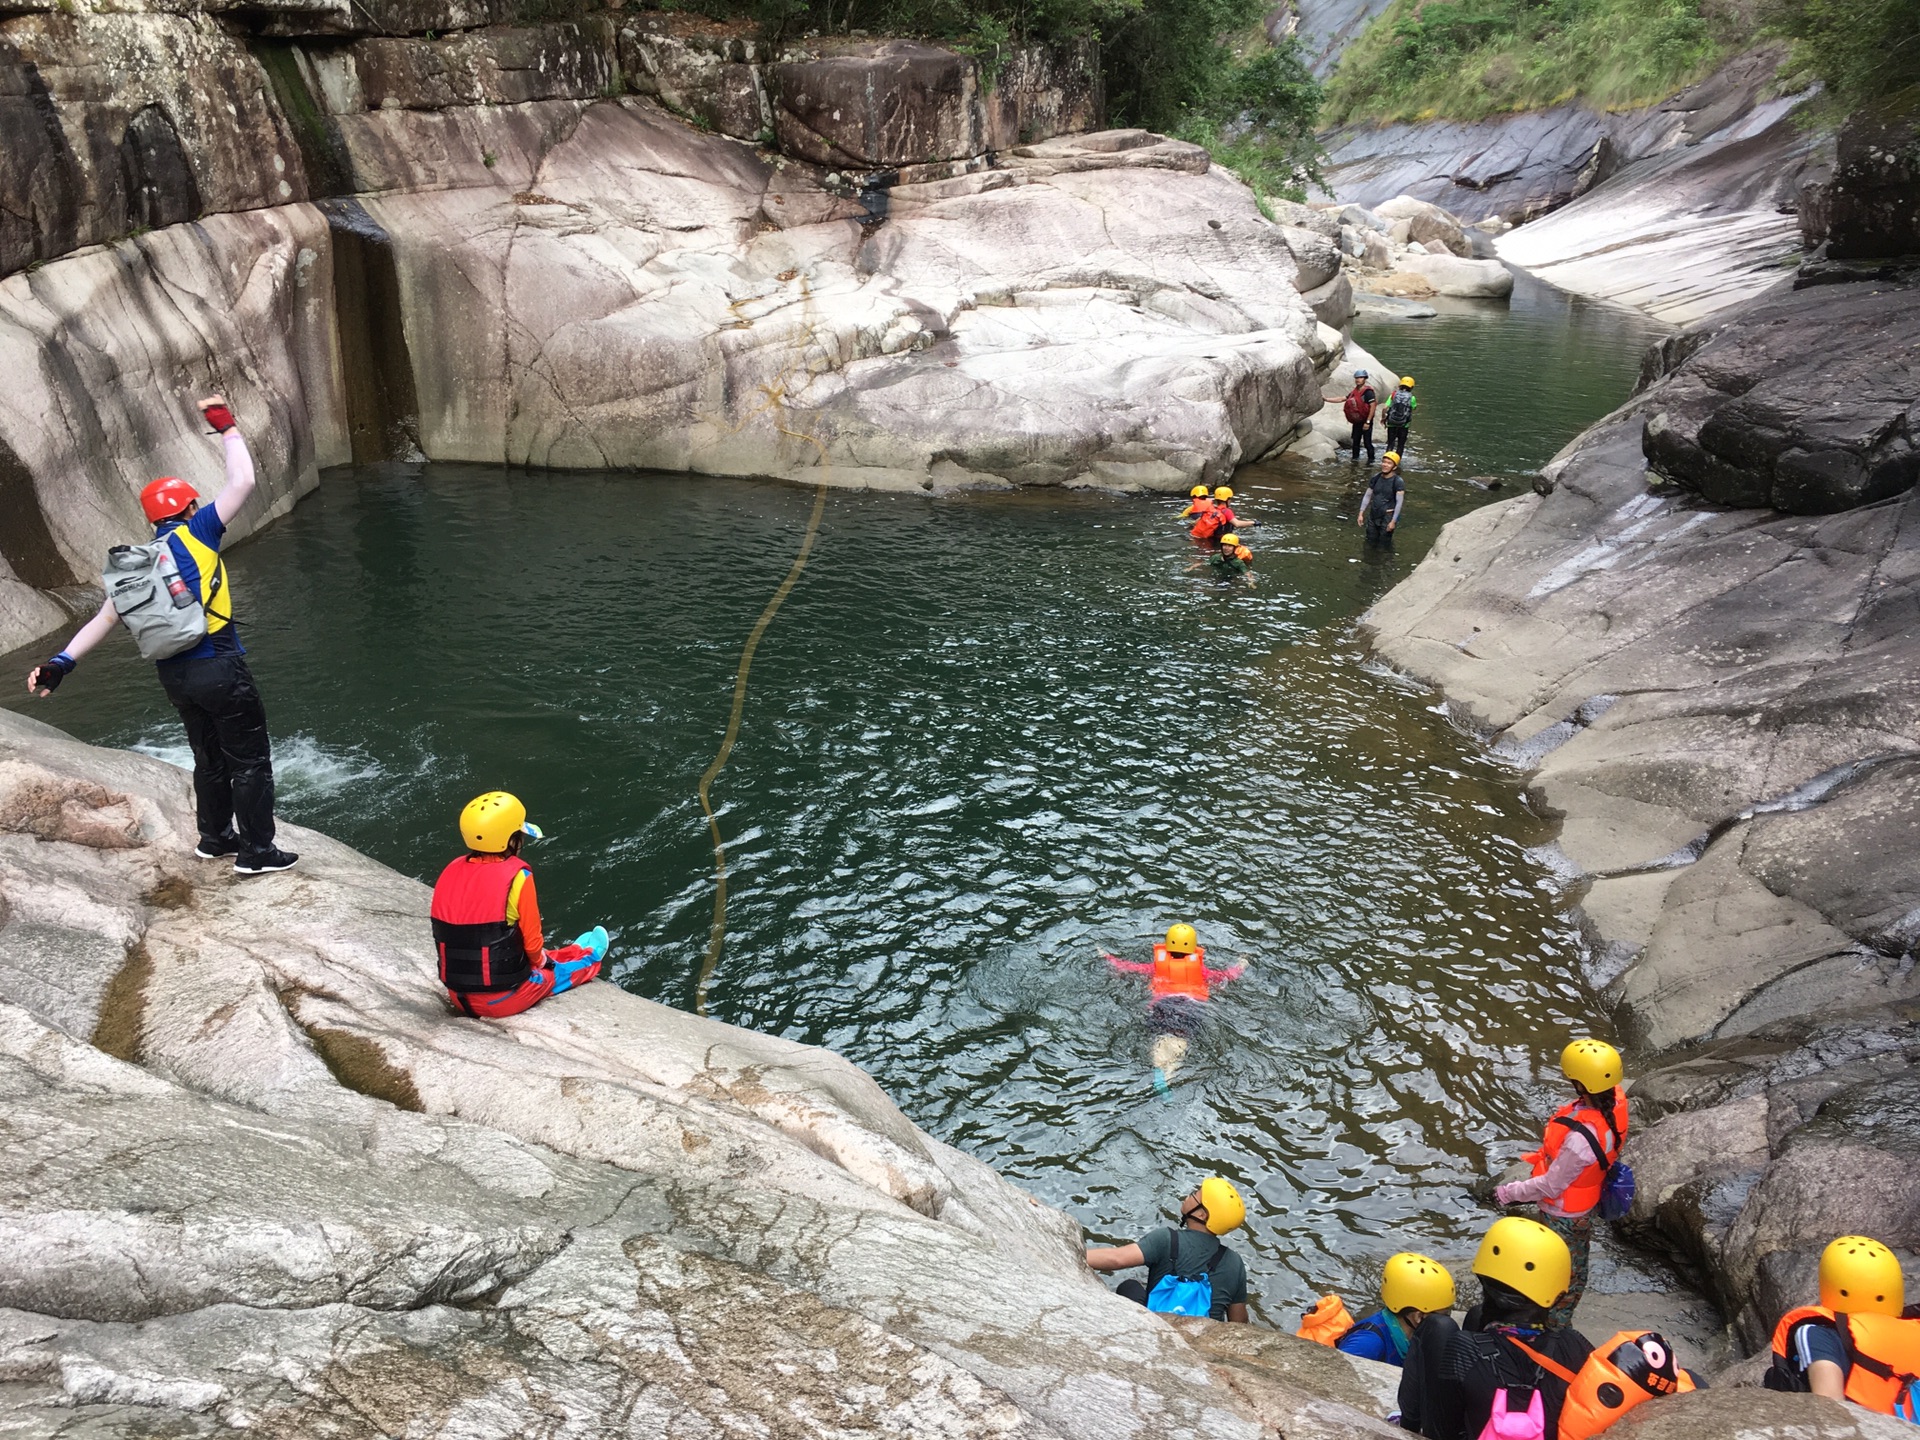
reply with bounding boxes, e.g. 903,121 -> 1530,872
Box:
1147,996 -> 1207,1038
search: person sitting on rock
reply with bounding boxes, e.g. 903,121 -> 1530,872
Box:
1766,1236 -> 1920,1417
1399,1217 -> 1594,1440
431,791 -> 608,1019
1492,1039 -> 1629,1329
1358,452 -> 1405,546
1085,1177 -> 1251,1322
26,395 -> 298,876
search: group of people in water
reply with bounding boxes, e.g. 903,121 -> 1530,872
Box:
1087,936 -> 1920,1437
1347,369 -> 1416,547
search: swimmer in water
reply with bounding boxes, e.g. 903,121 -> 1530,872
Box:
1104,924 -> 1244,1091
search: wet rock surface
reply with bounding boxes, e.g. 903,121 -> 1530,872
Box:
0,706 -> 1404,1440
1365,277 -> 1920,1358
1800,85 -> 1920,261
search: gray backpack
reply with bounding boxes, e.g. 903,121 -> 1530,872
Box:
103,541 -> 208,661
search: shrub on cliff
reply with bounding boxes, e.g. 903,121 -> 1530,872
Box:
1321,0 -> 1751,124
1764,0 -> 1920,112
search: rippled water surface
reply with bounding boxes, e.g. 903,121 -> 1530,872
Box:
6,276 -> 1670,1320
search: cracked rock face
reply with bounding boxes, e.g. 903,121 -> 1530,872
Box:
1362,282 -> 1920,1360
0,707 -> 1406,1439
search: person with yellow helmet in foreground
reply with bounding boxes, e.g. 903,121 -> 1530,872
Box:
1209,533 -> 1255,580
1358,452 -> 1404,547
1494,1039 -> 1631,1329
1297,1254 -> 1458,1366
1085,1178 -> 1251,1321
1399,1217 -> 1594,1440
1767,1236 -> 1920,1415
430,792 -> 609,1019
1105,924 -> 1245,1091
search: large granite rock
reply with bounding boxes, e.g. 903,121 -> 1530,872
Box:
1374,195 -> 1470,256
1641,282 -> 1920,512
1801,85 -> 1920,261
0,706 -> 1401,1440
1393,251 -> 1513,297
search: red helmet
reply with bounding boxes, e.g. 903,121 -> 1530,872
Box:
140,476 -> 198,522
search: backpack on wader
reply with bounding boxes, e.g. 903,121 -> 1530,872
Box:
1343,387 -> 1372,423
103,541 -> 208,661
1146,1229 -> 1231,1317
1386,392 -> 1414,427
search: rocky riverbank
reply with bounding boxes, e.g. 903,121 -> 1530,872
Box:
1363,230 -> 1920,1357
0,2 -> 1344,657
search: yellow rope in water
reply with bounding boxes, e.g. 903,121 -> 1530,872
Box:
694,477 -> 827,1014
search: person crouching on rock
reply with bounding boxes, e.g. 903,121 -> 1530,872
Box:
1298,1253 -> 1457,1366
1358,453 -> 1404,546
431,791 -> 609,1019
25,395 -> 298,877
1766,1235 -> 1920,1416
1085,1177 -> 1251,1322
1492,1039 -> 1629,1330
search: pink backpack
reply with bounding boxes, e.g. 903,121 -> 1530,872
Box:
1479,1386 -> 1547,1440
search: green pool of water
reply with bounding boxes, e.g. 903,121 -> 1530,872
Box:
5,273 -> 1670,1321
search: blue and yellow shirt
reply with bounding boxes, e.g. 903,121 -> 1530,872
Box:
154,508 -> 241,666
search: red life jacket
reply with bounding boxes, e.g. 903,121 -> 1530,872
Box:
431,855 -> 533,993
1150,944 -> 1209,1001
1522,1088 -> 1629,1216
1343,386 -> 1372,423
1771,1307 -> 1920,1414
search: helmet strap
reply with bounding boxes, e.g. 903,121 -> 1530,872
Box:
1182,1203 -> 1208,1229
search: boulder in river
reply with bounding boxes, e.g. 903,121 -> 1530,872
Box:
1374,194 -> 1472,256
1394,252 -> 1514,298
1642,281 -> 1920,512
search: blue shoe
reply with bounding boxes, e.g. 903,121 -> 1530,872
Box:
572,926 -> 610,965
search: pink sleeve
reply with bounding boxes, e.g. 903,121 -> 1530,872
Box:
1496,1138 -> 1589,1206
1105,955 -> 1153,974
1204,964 -> 1244,984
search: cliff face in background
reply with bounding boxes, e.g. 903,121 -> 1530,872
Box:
0,1 -> 1346,657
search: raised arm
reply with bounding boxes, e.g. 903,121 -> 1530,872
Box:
202,397 -> 257,526
1104,952 -> 1153,975
1085,1242 -> 1147,1273
26,597 -> 119,695
1203,963 -> 1245,985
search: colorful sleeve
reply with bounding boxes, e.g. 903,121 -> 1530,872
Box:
1106,955 -> 1154,974
506,870 -> 544,956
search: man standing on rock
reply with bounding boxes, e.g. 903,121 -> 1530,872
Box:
1358,452 -> 1405,546
24,395 -> 299,876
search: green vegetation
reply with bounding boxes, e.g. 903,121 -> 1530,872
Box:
1322,0 -> 1751,125
1763,0 -> 1920,113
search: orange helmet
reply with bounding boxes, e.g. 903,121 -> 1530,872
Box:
140,476 -> 198,522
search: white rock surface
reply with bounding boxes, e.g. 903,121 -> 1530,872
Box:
1394,252 -> 1515,298
0,707 -> 1399,1440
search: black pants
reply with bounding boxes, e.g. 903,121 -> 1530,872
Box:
1386,423 -> 1409,457
1366,511 -> 1395,546
1350,421 -> 1374,461
1117,1278 -> 1151,1306
157,653 -> 277,856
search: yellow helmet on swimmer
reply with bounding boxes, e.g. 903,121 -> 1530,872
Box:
1164,923 -> 1198,954
1194,1177 -> 1246,1235
1382,1253 -> 1457,1316
1221,533 -> 1240,548
1821,1236 -> 1905,1316
1213,486 -> 1234,502
460,791 -> 545,853
1190,484 -> 1210,497
1474,1216 -> 1571,1309
1561,1038 -> 1623,1095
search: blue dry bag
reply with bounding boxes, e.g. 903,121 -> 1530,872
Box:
1146,1230 -> 1228,1317
1558,1114 -> 1635,1221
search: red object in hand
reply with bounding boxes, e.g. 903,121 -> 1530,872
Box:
201,403 -> 236,433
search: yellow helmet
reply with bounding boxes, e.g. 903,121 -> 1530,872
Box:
1196,1177 -> 1246,1235
1220,533 -> 1240,547
1382,1253 -> 1457,1315
1164,923 -> 1197,954
1474,1216 -> 1572,1309
1820,1236 -> 1905,1316
1190,484 -> 1210,497
1562,1039 -> 1623,1094
1382,451 -> 1401,465
1213,486 -> 1234,501
460,791 -> 544,853
1400,376 -> 1415,387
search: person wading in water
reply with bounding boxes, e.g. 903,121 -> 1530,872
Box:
1343,368 -> 1379,463
1357,452 -> 1405,547
25,395 -> 298,876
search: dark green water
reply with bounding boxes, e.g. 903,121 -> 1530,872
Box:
6,274 -> 1669,1322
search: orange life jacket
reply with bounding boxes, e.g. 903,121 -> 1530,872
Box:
1183,496 -> 1215,520
1297,1294 -> 1355,1346
1523,1088 -> 1629,1216
1191,507 -> 1231,541
1150,944 -> 1209,1001
1556,1331 -> 1696,1440
1771,1307 -> 1920,1414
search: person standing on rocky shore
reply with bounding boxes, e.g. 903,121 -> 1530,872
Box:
23,395 -> 298,877
1492,1040 -> 1630,1330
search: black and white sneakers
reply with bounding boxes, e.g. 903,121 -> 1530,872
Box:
194,832 -> 242,861
234,847 -> 300,876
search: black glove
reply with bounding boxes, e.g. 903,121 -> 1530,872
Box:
32,652 -> 74,693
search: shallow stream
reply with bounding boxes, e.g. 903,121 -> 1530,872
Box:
6,271 -> 1670,1321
